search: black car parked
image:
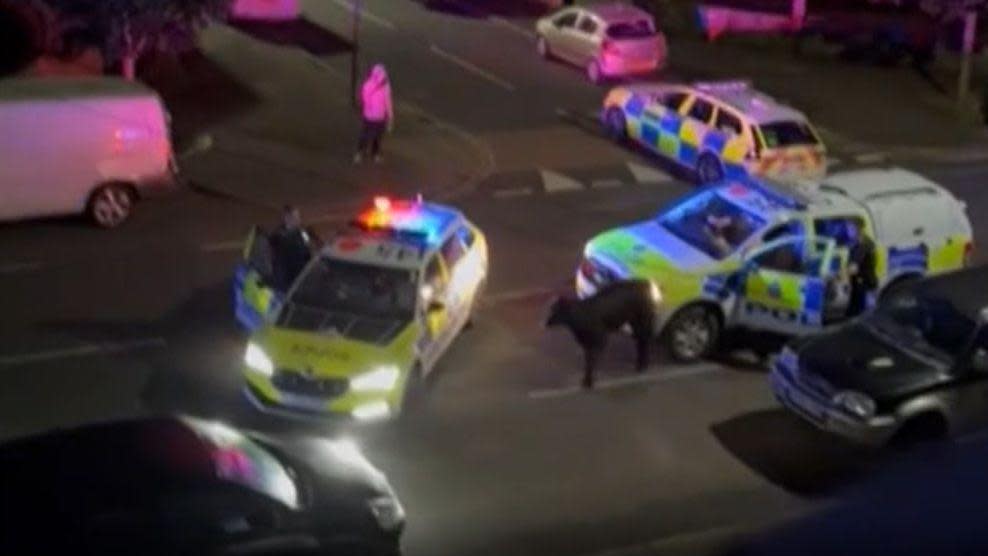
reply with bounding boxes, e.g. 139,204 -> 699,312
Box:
771,265 -> 988,446
0,416 -> 404,555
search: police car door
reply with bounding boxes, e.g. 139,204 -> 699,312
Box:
234,226 -> 279,332
737,236 -> 836,335
641,89 -> 688,159
419,253 -> 451,370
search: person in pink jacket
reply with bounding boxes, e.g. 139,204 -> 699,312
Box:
354,63 -> 393,164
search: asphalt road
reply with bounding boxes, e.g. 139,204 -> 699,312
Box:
4,2 -> 988,555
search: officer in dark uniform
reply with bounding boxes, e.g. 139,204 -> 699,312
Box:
846,220 -> 878,318
271,205 -> 315,290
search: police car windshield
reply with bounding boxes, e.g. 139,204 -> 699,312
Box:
284,257 -> 417,323
759,121 -> 819,148
875,291 -> 976,364
659,189 -> 767,259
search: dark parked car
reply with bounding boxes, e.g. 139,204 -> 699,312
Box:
0,416 -> 404,555
770,265 -> 988,447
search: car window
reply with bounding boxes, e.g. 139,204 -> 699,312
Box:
440,234 -> 468,269
687,97 -> 715,125
424,254 -> 446,293
814,217 -> 865,247
659,189 -> 768,260
752,238 -> 827,275
554,12 -> 578,28
607,20 -> 655,39
758,121 -> 819,148
577,16 -> 598,34
456,225 -> 475,248
657,91 -> 688,112
715,109 -> 744,137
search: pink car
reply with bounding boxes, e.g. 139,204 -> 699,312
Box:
536,2 -> 667,83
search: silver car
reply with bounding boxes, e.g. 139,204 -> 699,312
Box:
536,2 -> 667,83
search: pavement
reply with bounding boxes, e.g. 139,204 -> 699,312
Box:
5,1 -> 988,555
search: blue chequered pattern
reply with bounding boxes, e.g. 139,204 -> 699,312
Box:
625,94 -> 646,118
702,274 -> 729,298
888,245 -> 927,272
802,278 -> 824,326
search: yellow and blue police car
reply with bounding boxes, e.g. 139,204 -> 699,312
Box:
235,197 -> 488,421
601,80 -> 827,184
577,168 -> 973,362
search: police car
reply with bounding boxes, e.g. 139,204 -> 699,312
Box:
234,197 -> 488,420
601,80 -> 827,184
577,168 -> 973,362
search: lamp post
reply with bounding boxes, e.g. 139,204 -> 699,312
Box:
350,0 -> 362,109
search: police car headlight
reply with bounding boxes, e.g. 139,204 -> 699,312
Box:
648,281 -> 663,304
350,365 -> 401,392
368,495 -> 405,532
833,391 -> 875,419
244,343 -> 274,377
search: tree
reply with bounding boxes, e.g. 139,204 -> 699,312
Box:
43,0 -> 231,79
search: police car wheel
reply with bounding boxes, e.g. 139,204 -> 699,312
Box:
88,183 -> 134,228
604,108 -> 627,142
586,61 -> 602,84
696,154 -> 724,184
537,36 -> 550,59
665,306 -> 720,363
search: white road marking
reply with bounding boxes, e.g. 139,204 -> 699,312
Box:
490,16 -> 537,40
825,156 -> 843,170
627,161 -> 672,184
528,366 -> 722,400
0,337 -> 167,368
482,287 -> 556,306
854,152 -> 888,164
429,44 -> 516,92
540,169 -> 584,193
591,179 -> 623,189
200,240 -> 243,253
328,0 -> 396,29
0,261 -> 43,275
493,187 -> 534,199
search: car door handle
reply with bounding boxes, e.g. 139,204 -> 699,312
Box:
913,227 -> 924,236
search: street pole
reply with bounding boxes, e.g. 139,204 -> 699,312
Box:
350,0 -> 363,109
958,10 -> 977,105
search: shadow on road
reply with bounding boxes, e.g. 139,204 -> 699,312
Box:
711,408 -> 883,497
229,17 -> 352,56
416,0 -> 550,18
142,49 -> 261,146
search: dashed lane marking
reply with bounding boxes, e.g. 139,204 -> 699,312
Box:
200,240 -> 243,253
327,0 -> 396,29
493,187 -> 534,199
854,152 -> 888,164
528,366 -> 723,400
591,179 -> 623,189
481,287 -> 556,306
490,16 -> 537,40
626,160 -> 673,184
540,169 -> 584,193
0,337 -> 167,368
429,44 -> 516,92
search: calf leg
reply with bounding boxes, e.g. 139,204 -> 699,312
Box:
582,346 -> 602,389
634,332 -> 651,372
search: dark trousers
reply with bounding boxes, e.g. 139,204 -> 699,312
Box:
847,282 -> 871,318
357,119 -> 386,157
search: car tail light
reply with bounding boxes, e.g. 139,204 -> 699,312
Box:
602,39 -> 619,57
964,241 -> 975,266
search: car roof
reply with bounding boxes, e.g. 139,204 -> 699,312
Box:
585,2 -> 652,23
817,167 -> 950,202
0,77 -> 157,102
692,81 -> 808,124
914,265 -> 988,321
324,199 -> 464,269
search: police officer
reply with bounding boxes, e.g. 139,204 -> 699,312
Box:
846,220 -> 877,318
271,205 -> 315,290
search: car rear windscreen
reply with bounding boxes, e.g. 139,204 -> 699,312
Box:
759,121 -> 819,148
607,20 -> 655,39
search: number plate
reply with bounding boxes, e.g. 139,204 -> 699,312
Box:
280,392 -> 329,412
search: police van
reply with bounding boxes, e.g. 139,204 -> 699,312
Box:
234,197 -> 488,421
577,167 -> 973,362
601,80 -> 826,184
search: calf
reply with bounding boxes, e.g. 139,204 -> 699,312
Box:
545,280 -> 661,389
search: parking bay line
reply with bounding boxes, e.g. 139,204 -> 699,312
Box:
0,337 -> 167,368
490,16 -> 536,40
327,0 -> 396,30
429,44 -> 516,92
528,366 -> 723,400
492,187 -> 533,199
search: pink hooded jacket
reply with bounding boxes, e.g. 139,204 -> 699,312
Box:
360,64 -> 393,123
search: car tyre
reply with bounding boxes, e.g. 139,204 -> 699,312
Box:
586,60 -> 603,84
604,107 -> 627,142
88,183 -> 134,228
878,275 -> 918,306
890,413 -> 947,451
696,153 -> 724,184
536,36 -> 551,59
664,305 -> 720,363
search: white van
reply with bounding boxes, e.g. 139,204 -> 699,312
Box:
0,77 -> 176,228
